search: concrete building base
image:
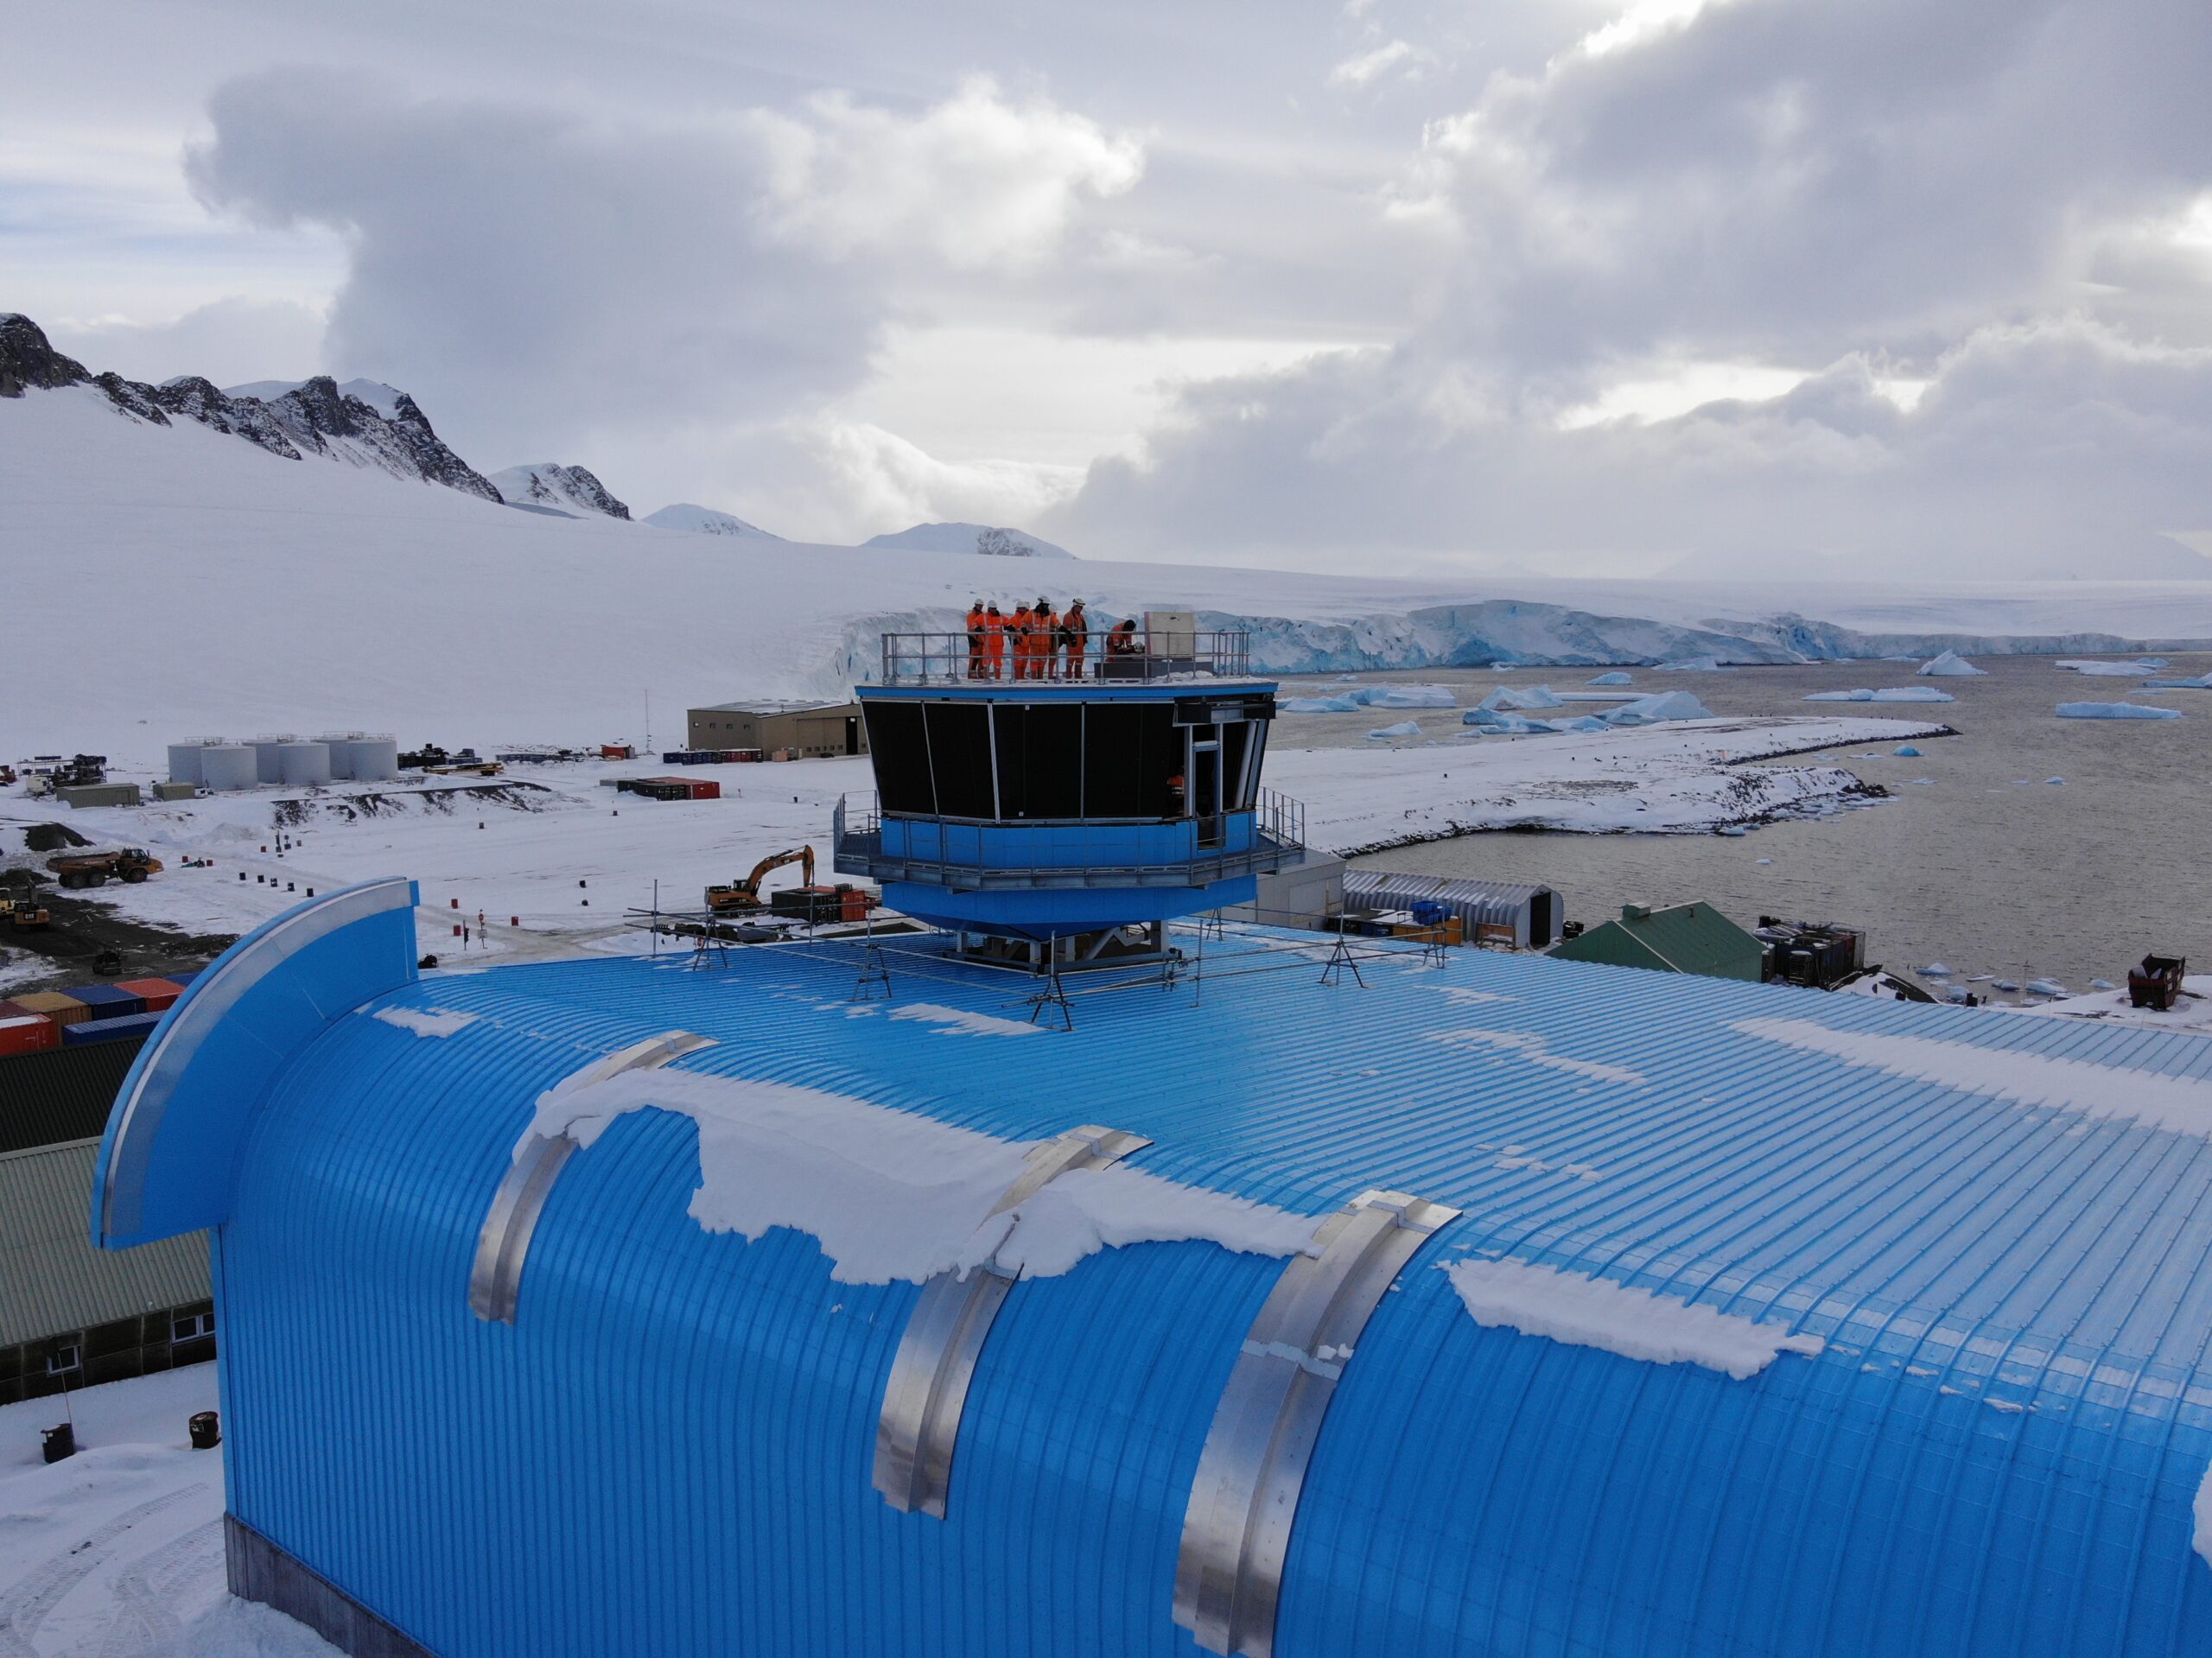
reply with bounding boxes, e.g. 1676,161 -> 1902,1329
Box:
226,1515 -> 438,1658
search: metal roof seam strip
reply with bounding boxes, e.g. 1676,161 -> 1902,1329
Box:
874,1123 -> 1152,1518
467,1030 -> 717,1324
1173,1188 -> 1461,1658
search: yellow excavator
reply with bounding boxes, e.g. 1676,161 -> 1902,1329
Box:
706,846 -> 814,916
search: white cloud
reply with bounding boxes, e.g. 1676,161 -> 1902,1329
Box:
1328,40 -> 1437,90
752,75 -> 1144,269
47,295 -> 330,388
790,419 -> 1085,542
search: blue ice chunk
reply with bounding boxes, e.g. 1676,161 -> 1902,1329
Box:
2055,702 -> 2183,720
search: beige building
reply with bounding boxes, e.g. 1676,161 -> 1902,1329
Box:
685,699 -> 868,759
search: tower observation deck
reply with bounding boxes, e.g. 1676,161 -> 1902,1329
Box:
835,620 -> 1305,953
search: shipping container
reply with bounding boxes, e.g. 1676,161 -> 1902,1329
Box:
0,1014 -> 60,1058
69,984 -> 147,1020
115,978 -> 184,1013
687,780 -> 721,801
10,992 -> 89,1027
61,1011 -> 164,1045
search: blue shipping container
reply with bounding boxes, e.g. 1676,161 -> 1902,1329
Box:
62,1010 -> 163,1045
68,983 -> 147,1019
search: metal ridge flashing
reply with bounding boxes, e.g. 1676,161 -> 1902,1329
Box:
1173,1188 -> 1462,1658
874,1123 -> 1152,1517
468,1031 -> 718,1324
92,877 -> 420,1250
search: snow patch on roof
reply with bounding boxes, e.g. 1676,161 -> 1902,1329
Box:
370,1006 -> 477,1038
1427,1026 -> 1646,1085
524,1069 -> 1314,1284
1735,1016 -> 2212,1140
890,1002 -> 1041,1038
1440,1258 -> 1825,1379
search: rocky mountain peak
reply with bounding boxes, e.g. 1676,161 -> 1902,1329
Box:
486,462 -> 631,519
0,314 -> 93,397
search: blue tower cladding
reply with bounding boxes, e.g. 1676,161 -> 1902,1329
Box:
90,879 -> 2212,1658
835,626 -> 1305,940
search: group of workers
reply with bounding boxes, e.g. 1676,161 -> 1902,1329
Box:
963,598 -> 1142,679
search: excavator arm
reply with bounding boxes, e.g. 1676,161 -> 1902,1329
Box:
706,845 -> 816,913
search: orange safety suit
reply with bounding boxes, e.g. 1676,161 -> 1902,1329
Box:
983,607 -> 1007,677
964,606 -> 986,678
1034,609 -> 1060,678
1010,607 -> 1035,679
1062,606 -> 1089,679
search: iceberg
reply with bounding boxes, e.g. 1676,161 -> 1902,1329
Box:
1894,745 -> 1923,757
2142,674 -> 2212,689
1366,721 -> 1422,739
1602,690 -> 1713,727
1916,651 -> 1985,677
1920,963 -> 1953,977
2027,978 -> 2068,998
2056,702 -> 2183,720
1281,694 -> 1363,714
1369,683 -> 1459,709
1803,687 -> 1955,703
2056,657 -> 2168,676
1478,684 -> 1566,712
1587,671 -> 1635,686
1653,656 -> 1724,672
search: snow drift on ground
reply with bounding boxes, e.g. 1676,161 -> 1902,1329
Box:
1438,1258 -> 1826,1379
523,1069 -> 1316,1283
0,1368 -> 339,1655
7,379 -> 2212,759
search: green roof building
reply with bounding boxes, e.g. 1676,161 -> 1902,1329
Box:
1548,899 -> 1767,982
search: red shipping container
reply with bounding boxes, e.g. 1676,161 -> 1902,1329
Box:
687,780 -> 721,800
0,1013 -> 60,1057
116,976 -> 185,1013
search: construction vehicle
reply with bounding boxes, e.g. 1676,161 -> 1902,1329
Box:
47,848 -> 164,889
2129,952 -> 2188,1012
707,846 -> 815,916
0,893 -> 50,930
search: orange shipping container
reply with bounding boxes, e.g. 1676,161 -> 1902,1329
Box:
116,976 -> 184,1013
10,990 -> 90,1026
0,1013 -> 60,1056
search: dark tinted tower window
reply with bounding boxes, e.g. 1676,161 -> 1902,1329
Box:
863,702 -> 932,811
925,703 -> 995,817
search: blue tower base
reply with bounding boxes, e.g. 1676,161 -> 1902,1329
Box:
880,874 -> 1256,941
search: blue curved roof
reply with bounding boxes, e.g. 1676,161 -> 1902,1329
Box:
104,894 -> 2212,1656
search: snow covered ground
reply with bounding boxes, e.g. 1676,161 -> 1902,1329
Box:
5,382 -> 2212,762
0,1367 -> 336,1655
2000,975 -> 2212,1037
0,714 -> 1944,954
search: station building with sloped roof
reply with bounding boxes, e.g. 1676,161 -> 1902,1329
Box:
83,627 -> 2212,1658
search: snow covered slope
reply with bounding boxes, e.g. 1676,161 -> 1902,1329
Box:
9,374 -> 2212,759
487,462 -> 631,519
863,522 -> 1076,559
645,502 -> 785,539
0,314 -> 499,500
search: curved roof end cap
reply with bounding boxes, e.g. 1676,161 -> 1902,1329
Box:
92,877 -> 422,1250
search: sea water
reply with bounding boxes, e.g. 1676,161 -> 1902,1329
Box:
1281,653 -> 2212,995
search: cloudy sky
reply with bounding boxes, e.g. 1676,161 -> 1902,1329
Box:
12,0 -> 2212,579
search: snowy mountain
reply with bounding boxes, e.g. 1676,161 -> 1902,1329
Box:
0,313 -> 499,501
645,502 -> 786,540
226,377 -> 406,419
863,522 -> 1076,559
487,463 -> 631,520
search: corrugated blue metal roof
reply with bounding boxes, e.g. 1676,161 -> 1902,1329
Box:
111,907 -> 2212,1655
